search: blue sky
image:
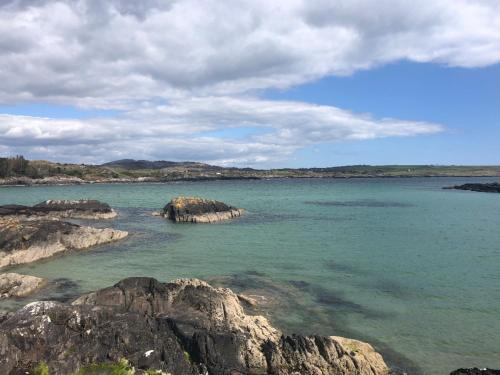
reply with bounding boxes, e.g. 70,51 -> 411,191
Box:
0,1 -> 499,167
266,62 -> 500,166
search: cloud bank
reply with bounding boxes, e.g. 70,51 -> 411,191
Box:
0,0 -> 498,164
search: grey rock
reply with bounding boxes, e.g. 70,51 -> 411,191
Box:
0,277 -> 389,375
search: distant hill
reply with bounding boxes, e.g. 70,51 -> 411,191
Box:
101,159 -> 208,170
2,156 -> 500,185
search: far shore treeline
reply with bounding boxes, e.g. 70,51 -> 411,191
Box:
1,155 -> 500,183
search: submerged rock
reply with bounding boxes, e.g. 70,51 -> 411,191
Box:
0,277 -> 389,375
0,218 -> 128,268
163,196 -> 244,223
443,183 -> 500,193
0,273 -> 46,298
0,199 -> 118,220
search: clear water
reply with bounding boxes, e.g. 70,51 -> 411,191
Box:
1,178 -> 500,374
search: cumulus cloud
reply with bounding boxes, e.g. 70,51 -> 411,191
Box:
0,97 -> 442,165
0,0 -> 496,164
0,0 -> 498,106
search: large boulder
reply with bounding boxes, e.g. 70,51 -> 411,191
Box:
0,199 -> 118,220
163,197 -> 244,223
0,218 -> 128,268
0,273 -> 46,298
0,277 -> 390,375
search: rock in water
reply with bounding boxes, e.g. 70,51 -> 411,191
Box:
0,218 -> 128,268
163,196 -> 244,223
451,369 -> 500,375
0,277 -> 389,375
0,273 -> 46,298
0,199 -> 118,219
443,183 -> 500,193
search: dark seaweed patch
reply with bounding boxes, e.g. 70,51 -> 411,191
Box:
287,280 -> 310,290
40,278 -> 83,302
304,200 -> 413,208
324,260 -> 360,274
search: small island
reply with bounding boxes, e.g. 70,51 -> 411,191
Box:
162,196 -> 244,223
0,199 -> 128,299
0,199 -> 118,220
444,183 -> 500,193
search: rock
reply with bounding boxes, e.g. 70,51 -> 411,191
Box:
443,183 -> 500,193
0,273 -> 46,298
450,369 -> 500,375
163,196 -> 244,223
0,199 -> 118,220
0,218 -> 128,268
0,277 -> 390,375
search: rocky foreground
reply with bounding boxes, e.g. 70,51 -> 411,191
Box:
0,218 -> 127,268
0,277 -> 389,375
163,197 -> 244,223
0,199 -> 118,220
443,183 -> 500,193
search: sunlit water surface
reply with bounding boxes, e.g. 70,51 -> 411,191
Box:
1,178 -> 500,374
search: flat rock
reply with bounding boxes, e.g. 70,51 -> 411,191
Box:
0,199 -> 117,219
0,273 -> 46,298
0,277 -> 389,375
0,218 -> 128,268
444,183 -> 500,193
163,196 -> 243,223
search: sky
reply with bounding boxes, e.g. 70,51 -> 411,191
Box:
0,0 -> 499,167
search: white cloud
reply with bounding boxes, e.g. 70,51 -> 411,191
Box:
0,0 -> 498,106
0,97 -> 442,165
0,0 -> 496,164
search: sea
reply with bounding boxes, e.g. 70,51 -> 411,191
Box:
1,177 -> 500,374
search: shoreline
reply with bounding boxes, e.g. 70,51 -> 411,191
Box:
2,174 -> 500,188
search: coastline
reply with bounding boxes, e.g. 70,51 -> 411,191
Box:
2,173 -> 500,188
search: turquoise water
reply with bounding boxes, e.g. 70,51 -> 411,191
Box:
1,178 -> 500,374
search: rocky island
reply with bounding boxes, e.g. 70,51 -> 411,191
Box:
0,277 -> 389,375
163,197 -> 244,223
0,218 -> 127,268
0,199 -> 118,220
444,183 -> 500,193
0,199 -> 127,299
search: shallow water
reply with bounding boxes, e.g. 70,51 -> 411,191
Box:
1,177 -> 500,374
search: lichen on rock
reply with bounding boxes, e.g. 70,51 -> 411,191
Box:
162,196 -> 243,223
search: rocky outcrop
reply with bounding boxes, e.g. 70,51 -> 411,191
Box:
444,183 -> 500,193
0,277 -> 389,375
0,273 -> 46,298
0,199 -> 118,219
451,369 -> 500,375
163,196 -> 244,223
0,218 -> 128,268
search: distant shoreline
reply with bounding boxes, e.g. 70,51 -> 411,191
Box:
2,174 -> 500,188
2,157 -> 500,187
